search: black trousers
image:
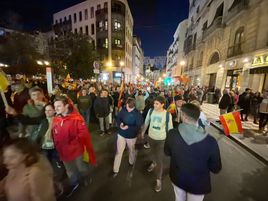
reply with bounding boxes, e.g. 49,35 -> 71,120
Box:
259,113 -> 268,130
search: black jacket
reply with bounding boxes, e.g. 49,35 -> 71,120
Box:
164,129 -> 222,194
94,97 -> 110,117
219,94 -> 231,109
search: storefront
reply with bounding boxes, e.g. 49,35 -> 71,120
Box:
112,71 -> 124,84
249,52 -> 268,91
225,69 -> 242,90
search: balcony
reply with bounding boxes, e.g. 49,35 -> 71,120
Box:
202,16 -> 224,40
227,43 -> 244,58
224,0 -> 249,23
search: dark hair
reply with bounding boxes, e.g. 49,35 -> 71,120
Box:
4,138 -> 39,167
44,103 -> 55,110
126,97 -> 136,108
29,86 -> 43,95
154,96 -> 166,105
54,95 -> 71,105
181,103 -> 200,121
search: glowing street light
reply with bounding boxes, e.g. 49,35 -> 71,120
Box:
180,60 -> 186,66
44,61 -> 50,66
37,60 -> 43,65
163,73 -> 167,78
106,61 -> 113,68
119,61 -> 125,67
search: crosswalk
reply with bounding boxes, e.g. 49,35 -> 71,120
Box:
201,103 -> 260,131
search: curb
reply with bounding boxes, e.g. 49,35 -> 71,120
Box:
210,121 -> 268,166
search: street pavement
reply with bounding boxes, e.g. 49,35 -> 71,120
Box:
201,103 -> 268,163
59,123 -> 268,201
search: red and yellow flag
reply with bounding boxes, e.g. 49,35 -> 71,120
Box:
219,111 -> 243,136
117,79 -> 124,108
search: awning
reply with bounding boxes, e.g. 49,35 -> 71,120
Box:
249,66 -> 268,74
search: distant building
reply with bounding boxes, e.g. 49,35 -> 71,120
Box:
144,56 -> 166,70
53,0 -> 134,83
183,0 -> 268,91
166,19 -> 188,78
132,36 -> 144,82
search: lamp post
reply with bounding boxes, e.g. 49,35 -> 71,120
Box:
36,60 -> 53,94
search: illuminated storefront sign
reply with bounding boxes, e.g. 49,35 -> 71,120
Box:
252,54 -> 268,67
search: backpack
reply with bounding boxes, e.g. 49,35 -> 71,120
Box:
147,108 -> 170,134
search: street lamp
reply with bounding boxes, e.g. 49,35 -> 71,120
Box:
36,60 -> 53,94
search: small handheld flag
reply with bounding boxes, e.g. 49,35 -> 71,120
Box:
219,111 -> 243,136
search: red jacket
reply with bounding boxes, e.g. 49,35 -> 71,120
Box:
52,110 -> 96,164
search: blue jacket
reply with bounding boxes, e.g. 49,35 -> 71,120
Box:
116,107 -> 143,139
165,127 -> 222,194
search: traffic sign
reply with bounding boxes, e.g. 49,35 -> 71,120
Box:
93,61 -> 100,69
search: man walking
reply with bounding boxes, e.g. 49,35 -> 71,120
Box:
113,98 -> 143,177
141,96 -> 173,192
164,103 -> 222,201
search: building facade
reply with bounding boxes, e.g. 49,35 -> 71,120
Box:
144,56 -> 167,70
132,36 -> 144,83
53,0 -> 133,82
166,19 -> 188,78
183,0 -> 268,92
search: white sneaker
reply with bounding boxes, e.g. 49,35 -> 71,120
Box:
147,162 -> 156,172
154,179 -> 162,192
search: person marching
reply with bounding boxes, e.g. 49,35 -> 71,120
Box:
52,95 -> 96,197
141,96 -> 173,192
164,103 -> 222,201
112,97 -> 143,177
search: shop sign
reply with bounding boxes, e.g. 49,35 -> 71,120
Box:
252,54 -> 268,67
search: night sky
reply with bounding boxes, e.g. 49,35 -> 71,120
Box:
0,0 -> 189,57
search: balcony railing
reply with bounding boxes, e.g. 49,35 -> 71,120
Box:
202,16 -> 224,40
227,43 -> 244,58
224,0 -> 249,23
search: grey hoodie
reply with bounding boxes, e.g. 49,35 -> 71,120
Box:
178,123 -> 207,145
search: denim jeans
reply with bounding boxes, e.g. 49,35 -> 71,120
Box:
63,155 -> 90,185
80,108 -> 91,125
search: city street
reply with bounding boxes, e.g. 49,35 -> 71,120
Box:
60,124 -> 268,201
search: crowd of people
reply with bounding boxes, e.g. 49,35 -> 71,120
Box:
0,77 -> 223,201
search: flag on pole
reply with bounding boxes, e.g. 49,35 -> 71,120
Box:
117,79 -> 125,108
0,71 -> 9,107
219,111 -> 243,136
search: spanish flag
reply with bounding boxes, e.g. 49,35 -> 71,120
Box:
219,111 -> 243,136
117,79 -> 124,108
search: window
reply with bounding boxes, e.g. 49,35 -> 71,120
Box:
79,11 -> 82,21
85,9 -> 88,20
90,7 -> 94,18
203,21 -> 208,30
97,4 -> 101,10
74,13 -> 77,23
104,38 -> 108,48
55,20 -> 58,24
85,26 -> 89,35
69,15 -> 71,21
234,27 -> 244,46
209,52 -> 220,65
196,6 -> 200,14
105,20 -> 108,30
60,18 -> 62,24
99,21 -> 103,28
114,21 -> 121,31
64,17 -> 67,22
91,24 -> 95,35
80,27 -> 83,34
104,2 -> 108,8
74,28 -> 78,34
115,39 -> 121,45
